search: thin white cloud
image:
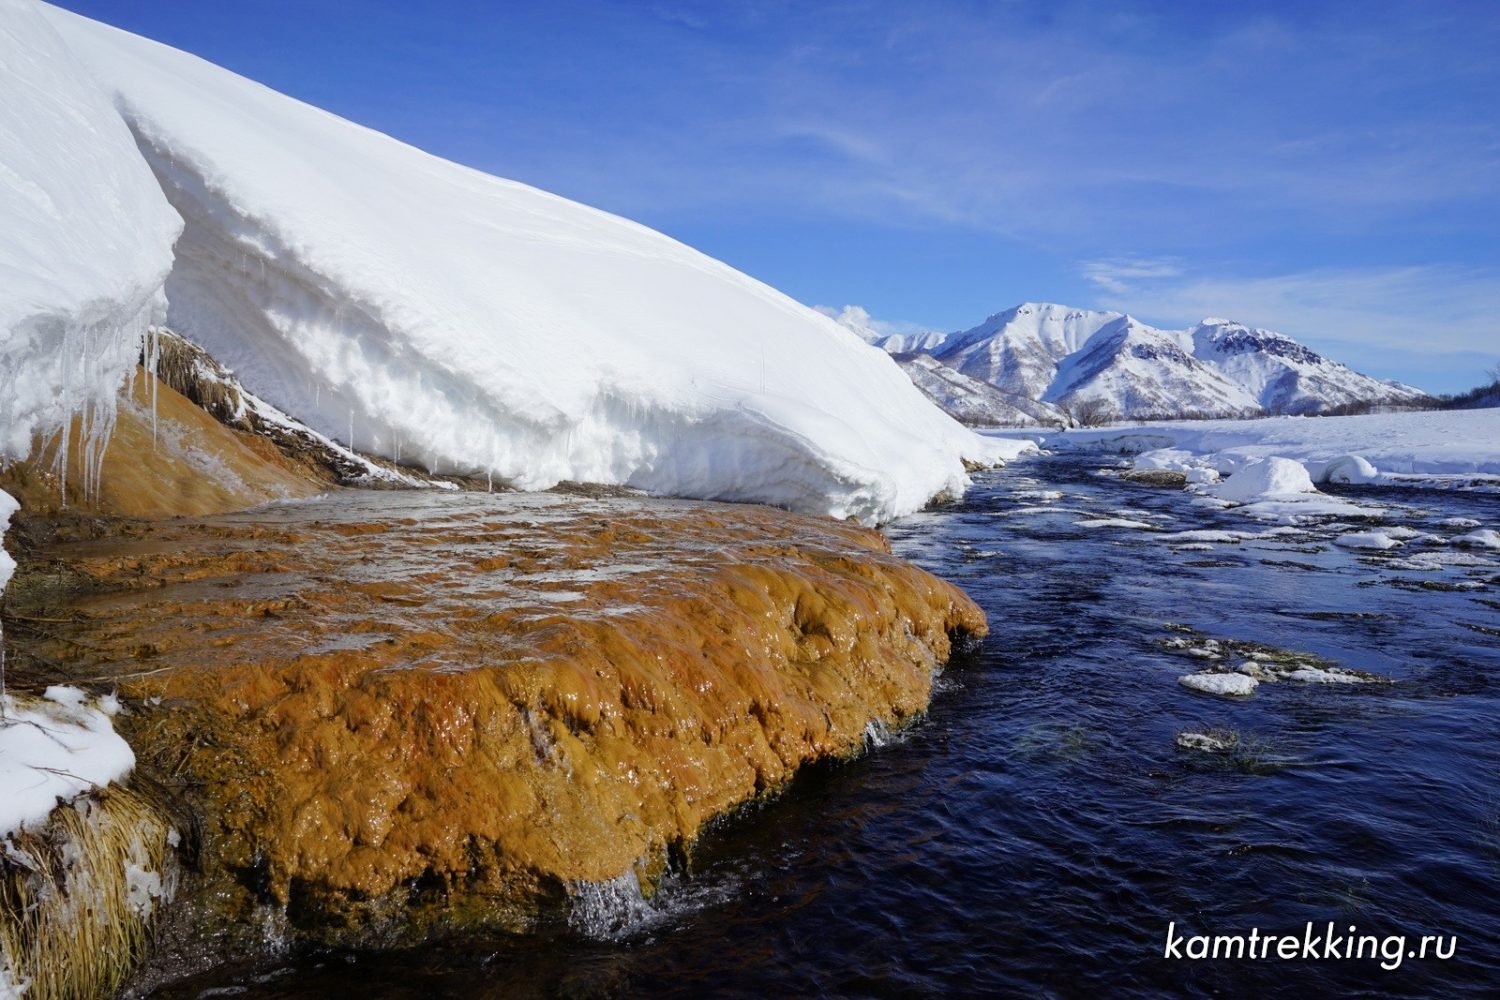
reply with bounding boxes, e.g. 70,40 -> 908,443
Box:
1082,257 -> 1183,295
1086,263 -> 1500,358
538,3 -> 1500,246
812,304 -> 935,339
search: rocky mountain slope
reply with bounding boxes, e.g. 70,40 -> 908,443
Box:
842,302 -> 1425,423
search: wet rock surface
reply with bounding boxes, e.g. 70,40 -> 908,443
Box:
3,490 -> 983,968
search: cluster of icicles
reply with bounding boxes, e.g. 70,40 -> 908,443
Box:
39,321 -> 503,509
35,322 -> 168,509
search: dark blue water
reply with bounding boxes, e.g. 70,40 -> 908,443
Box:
153,454 -> 1500,998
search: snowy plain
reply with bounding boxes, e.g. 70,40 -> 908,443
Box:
994,409 -> 1500,490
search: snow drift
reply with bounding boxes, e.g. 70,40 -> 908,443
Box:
0,0 -> 181,471
10,3 -> 1014,523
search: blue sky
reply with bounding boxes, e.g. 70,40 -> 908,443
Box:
55,0 -> 1500,392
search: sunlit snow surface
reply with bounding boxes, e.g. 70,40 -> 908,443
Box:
0,687 -> 134,837
1012,410 -> 1500,489
16,4 -> 1022,522
0,0 -> 181,463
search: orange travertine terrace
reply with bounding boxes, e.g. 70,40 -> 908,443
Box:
4,375 -> 985,960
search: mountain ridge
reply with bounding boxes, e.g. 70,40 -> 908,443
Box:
837,301 -> 1425,423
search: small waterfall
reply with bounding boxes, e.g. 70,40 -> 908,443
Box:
567,870 -> 656,942
862,717 -> 895,750
567,863 -> 740,944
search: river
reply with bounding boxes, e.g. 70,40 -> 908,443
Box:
152,452 -> 1500,998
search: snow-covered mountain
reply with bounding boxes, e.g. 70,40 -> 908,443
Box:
828,301 -> 1425,422
1186,318 -> 1424,415
0,2 -> 1029,524
937,303 -> 1121,401
1045,314 -> 1259,417
892,354 -> 1066,427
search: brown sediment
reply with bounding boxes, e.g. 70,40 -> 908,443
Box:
142,330 -> 473,491
1,367 -> 325,518
4,489 -> 985,953
0,349 -> 472,523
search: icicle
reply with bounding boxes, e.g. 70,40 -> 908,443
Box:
144,325 -> 161,451
57,408 -> 71,508
151,326 -> 160,450
79,398 -> 94,504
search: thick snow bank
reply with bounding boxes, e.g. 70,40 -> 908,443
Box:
37,5 -> 1013,522
0,687 -> 134,837
1023,410 -> 1500,489
0,0 -> 181,468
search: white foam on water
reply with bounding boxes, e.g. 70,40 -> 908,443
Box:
568,865 -> 741,943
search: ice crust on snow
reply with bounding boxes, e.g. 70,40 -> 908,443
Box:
19,4 -> 1019,523
1319,453 -> 1380,485
1075,517 -> 1158,530
0,687 -> 135,838
0,488 -> 17,596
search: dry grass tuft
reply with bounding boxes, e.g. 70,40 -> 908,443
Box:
0,785 -> 178,1000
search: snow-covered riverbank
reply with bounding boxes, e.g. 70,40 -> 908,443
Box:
992,409 -> 1500,491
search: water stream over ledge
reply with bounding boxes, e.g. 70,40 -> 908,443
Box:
148,453 -> 1499,997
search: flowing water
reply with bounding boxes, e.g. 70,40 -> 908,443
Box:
150,453 -> 1500,998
